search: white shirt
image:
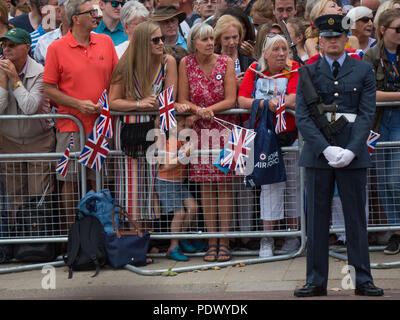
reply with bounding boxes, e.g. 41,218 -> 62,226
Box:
33,27 -> 62,65
115,40 -> 129,58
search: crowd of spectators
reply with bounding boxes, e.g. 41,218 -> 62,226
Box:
1,0 -> 400,262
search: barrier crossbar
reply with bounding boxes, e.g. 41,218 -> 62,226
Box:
1,105 -> 400,276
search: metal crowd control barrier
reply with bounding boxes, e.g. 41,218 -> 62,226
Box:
106,109 -> 306,276
0,114 -> 86,274
328,102 -> 400,269
2,103 -> 400,276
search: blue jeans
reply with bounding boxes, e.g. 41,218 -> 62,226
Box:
376,108 -> 400,225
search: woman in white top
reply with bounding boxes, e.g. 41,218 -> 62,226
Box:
115,0 -> 149,58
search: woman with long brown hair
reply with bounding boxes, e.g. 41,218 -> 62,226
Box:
109,21 -> 178,223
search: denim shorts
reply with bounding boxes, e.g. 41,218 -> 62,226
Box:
155,178 -> 193,213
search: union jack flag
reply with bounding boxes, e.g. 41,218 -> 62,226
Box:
220,125 -> 256,174
96,89 -> 113,139
78,129 -> 110,172
56,135 -> 74,177
275,90 -> 287,134
367,130 -> 380,156
158,86 -> 176,132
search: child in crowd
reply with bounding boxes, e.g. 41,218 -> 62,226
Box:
155,115 -> 199,261
287,17 -> 310,63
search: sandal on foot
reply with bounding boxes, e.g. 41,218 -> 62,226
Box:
217,244 -> 232,262
203,245 -> 218,262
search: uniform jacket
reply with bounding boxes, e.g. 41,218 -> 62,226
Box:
0,56 -> 53,145
295,53 -> 376,169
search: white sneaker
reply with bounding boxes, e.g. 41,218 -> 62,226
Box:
259,237 -> 274,257
281,237 -> 300,252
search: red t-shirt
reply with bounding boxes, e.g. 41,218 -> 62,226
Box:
43,31 -> 118,133
238,60 -> 299,132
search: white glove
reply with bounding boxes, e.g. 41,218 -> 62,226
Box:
328,149 -> 356,168
323,146 -> 344,163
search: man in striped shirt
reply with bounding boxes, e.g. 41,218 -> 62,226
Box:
34,0 -> 70,65
29,0 -> 59,56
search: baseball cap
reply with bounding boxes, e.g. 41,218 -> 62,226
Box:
0,28 -> 32,45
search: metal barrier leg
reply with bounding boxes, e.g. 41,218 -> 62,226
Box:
124,247 -> 304,276
329,246 -> 400,269
0,259 -> 65,274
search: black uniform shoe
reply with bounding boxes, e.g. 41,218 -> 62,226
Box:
294,284 -> 327,297
355,281 -> 384,296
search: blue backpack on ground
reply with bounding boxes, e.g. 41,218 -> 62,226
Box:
78,189 -> 121,234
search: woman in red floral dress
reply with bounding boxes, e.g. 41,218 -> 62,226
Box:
177,23 -> 238,262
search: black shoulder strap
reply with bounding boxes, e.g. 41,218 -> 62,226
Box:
79,216 -> 101,277
64,221 -> 81,279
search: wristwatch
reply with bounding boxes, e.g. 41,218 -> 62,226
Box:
13,80 -> 23,90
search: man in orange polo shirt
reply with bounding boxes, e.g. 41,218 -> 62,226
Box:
43,0 -> 118,226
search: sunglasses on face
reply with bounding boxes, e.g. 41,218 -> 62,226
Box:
106,0 -> 126,7
151,36 -> 165,44
75,9 -> 98,17
386,26 -> 400,33
359,16 -> 373,23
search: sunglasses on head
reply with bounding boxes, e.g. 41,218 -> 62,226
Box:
266,32 -> 283,38
359,16 -> 373,23
106,0 -> 125,7
386,26 -> 400,33
151,36 -> 165,44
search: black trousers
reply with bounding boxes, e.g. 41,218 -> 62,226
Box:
305,167 -> 373,288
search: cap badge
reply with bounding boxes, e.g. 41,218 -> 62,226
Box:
328,18 -> 335,25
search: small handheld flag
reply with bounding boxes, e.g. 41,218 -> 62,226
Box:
56,135 -> 74,177
218,125 -> 256,174
96,89 -> 113,139
275,90 -> 286,134
158,86 -> 176,132
78,129 -> 110,172
367,130 -> 380,156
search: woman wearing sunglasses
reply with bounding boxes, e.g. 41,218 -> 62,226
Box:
364,8 -> 400,256
237,33 -> 300,257
109,21 -> 178,225
346,6 -> 377,52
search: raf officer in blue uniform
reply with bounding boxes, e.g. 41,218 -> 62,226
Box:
294,14 -> 384,297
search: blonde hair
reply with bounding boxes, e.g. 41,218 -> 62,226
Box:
250,0 -> 274,21
305,0 -> 335,39
187,22 -> 214,54
214,15 -> 243,52
111,21 -> 163,98
374,0 -> 396,32
259,34 -> 290,72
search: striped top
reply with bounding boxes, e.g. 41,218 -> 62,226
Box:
123,59 -> 166,124
30,24 -> 46,57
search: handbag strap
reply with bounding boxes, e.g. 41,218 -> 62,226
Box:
250,98 -> 271,130
111,204 -> 144,238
